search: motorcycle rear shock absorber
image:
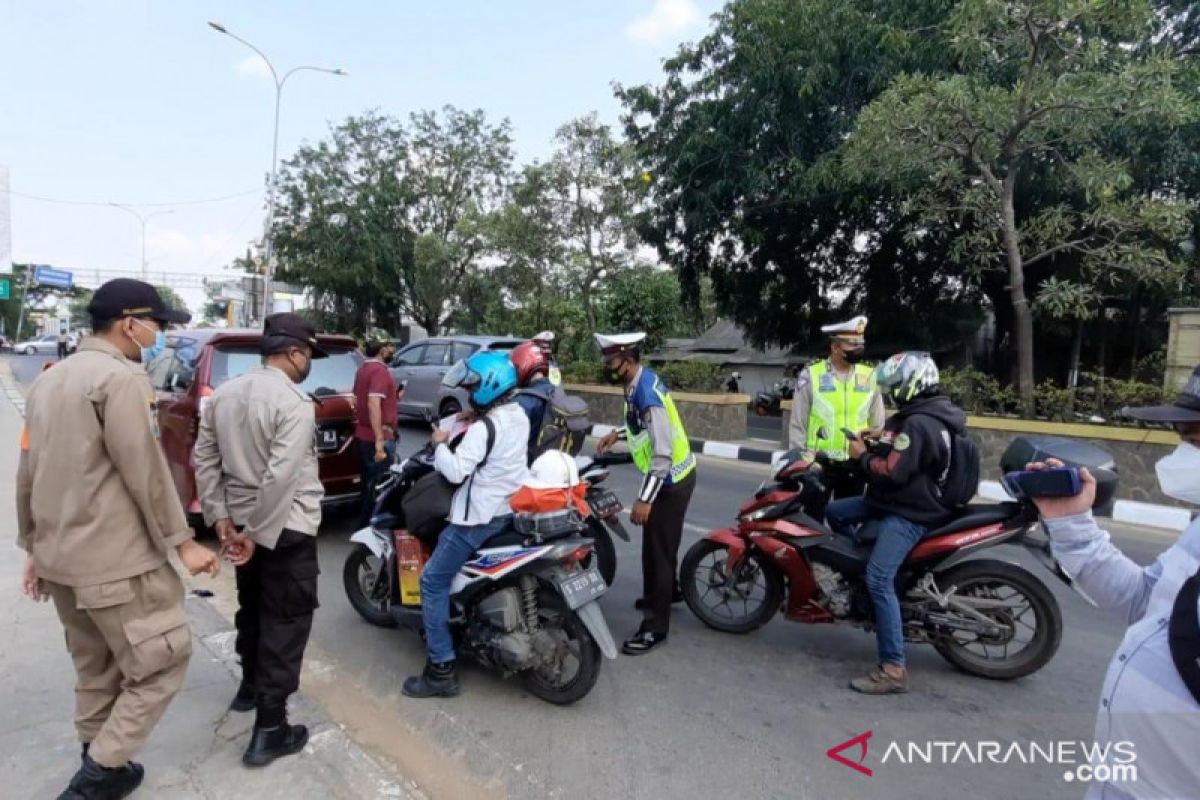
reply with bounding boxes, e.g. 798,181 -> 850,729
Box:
520,574 -> 540,631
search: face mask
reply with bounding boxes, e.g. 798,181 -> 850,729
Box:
604,363 -> 624,385
1155,441 -> 1200,505
288,351 -> 313,383
131,319 -> 165,363
844,347 -> 866,364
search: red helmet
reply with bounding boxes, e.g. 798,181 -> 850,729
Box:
510,341 -> 549,387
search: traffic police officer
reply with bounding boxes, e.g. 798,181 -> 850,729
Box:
532,330 -> 562,386
17,278 -> 219,799
194,312 -> 326,767
595,332 -> 696,655
788,315 -> 885,501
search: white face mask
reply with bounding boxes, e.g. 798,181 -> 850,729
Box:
1155,441 -> 1200,505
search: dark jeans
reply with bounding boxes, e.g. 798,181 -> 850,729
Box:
235,529 -> 319,705
825,497 -> 927,667
641,472 -> 696,635
419,515 -> 513,664
357,438 -> 396,527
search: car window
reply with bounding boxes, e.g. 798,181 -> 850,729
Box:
392,344 -> 425,367
210,345 -> 363,396
421,342 -> 450,367
485,341 -> 520,353
163,337 -> 201,392
450,342 -> 478,362
40,335 -> 56,342
146,346 -> 177,390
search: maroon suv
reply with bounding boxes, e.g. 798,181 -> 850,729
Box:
147,328 -> 364,527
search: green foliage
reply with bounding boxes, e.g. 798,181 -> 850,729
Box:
941,366 -> 1173,423
153,286 -> 188,316
560,360 -> 605,385
656,361 -> 725,393
600,267 -> 683,352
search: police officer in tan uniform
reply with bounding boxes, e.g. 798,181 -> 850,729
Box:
194,312 -> 325,768
16,279 -> 220,800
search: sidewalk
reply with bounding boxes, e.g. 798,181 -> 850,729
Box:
0,366 -> 420,799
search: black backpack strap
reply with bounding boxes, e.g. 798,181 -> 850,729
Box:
464,414 -> 497,523
1169,566 -> 1200,706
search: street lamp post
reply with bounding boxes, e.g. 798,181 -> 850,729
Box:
207,21 -> 345,321
108,203 -> 174,282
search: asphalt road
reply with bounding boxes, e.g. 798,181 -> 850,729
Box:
8,354 -> 1175,799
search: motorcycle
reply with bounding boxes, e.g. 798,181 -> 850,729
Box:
679,446 -> 1089,680
343,438 -> 619,705
752,379 -> 794,417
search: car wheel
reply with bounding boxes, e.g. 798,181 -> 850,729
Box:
24,346 -> 35,356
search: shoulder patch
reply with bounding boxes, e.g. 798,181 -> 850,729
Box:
893,432 -> 911,451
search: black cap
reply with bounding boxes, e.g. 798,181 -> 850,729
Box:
88,278 -> 191,325
264,312 -> 329,359
1122,365 -> 1200,424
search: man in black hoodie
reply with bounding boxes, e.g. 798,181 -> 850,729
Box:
824,352 -> 967,695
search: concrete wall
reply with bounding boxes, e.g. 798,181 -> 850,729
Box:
1167,308 -> 1200,391
566,383 -> 751,443
781,402 -> 1181,507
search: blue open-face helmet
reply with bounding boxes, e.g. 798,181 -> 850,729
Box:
444,350 -> 518,411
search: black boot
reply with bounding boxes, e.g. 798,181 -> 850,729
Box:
229,680 -> 256,713
242,702 -> 308,768
57,754 -> 144,800
402,660 -> 461,698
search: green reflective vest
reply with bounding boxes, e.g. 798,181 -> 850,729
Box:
805,360 -> 876,460
624,370 -> 696,484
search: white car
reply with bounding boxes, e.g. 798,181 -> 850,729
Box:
13,333 -> 77,355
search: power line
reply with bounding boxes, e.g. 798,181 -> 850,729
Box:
7,188 -> 262,208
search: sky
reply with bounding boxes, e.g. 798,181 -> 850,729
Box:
0,0 -> 724,311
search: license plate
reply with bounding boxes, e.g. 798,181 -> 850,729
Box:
318,428 -> 339,452
557,566 -> 607,610
588,488 -> 622,518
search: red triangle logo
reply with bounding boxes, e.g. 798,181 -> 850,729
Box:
826,730 -> 873,777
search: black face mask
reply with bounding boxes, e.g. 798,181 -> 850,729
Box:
289,351 -> 313,383
843,347 -> 866,364
604,361 -> 625,385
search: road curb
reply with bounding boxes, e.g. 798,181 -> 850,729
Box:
0,360 -> 27,416
590,423 -> 784,465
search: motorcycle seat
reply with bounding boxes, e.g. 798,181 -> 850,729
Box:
484,529 -> 529,548
924,503 -> 1022,538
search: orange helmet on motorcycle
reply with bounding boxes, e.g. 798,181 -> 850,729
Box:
510,341 -> 550,387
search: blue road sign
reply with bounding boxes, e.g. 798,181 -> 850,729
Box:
33,266 -> 73,290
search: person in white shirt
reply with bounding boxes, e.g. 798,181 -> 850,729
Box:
1028,365 -> 1200,800
402,351 -> 529,698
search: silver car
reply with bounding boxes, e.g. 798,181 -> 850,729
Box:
390,335 -> 523,420
14,333 -> 76,355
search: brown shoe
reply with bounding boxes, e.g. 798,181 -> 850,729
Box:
849,666 -> 909,695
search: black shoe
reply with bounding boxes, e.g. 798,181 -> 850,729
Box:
622,630 -> 668,655
229,681 -> 256,713
634,588 -> 684,611
242,723 -> 309,767
57,754 -> 144,800
402,660 -> 461,699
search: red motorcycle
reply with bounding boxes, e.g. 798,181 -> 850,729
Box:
680,447 -> 1084,680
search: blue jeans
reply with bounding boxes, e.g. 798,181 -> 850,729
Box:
358,438 -> 396,526
825,497 -> 927,667
419,515 -> 512,664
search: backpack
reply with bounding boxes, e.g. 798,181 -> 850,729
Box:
402,416 -> 495,541
930,421 -> 981,510
518,384 -> 590,463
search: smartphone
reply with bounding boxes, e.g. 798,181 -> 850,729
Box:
1002,468 -> 1082,499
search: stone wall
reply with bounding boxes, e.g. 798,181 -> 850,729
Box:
566,384 -> 750,443
781,402 -> 1181,507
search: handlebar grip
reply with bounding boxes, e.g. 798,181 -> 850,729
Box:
592,452 -> 634,467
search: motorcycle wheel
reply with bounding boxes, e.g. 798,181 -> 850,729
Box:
584,517 -> 617,586
342,544 -> 397,628
521,588 -> 602,705
681,539 -> 783,634
930,559 -> 1062,680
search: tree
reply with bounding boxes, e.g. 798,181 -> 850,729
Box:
617,0 -> 978,354
272,107 -> 513,335
154,285 -> 188,316
601,267 -> 684,352
844,0 -> 1196,410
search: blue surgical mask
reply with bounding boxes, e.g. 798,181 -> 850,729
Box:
132,319 -> 166,363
